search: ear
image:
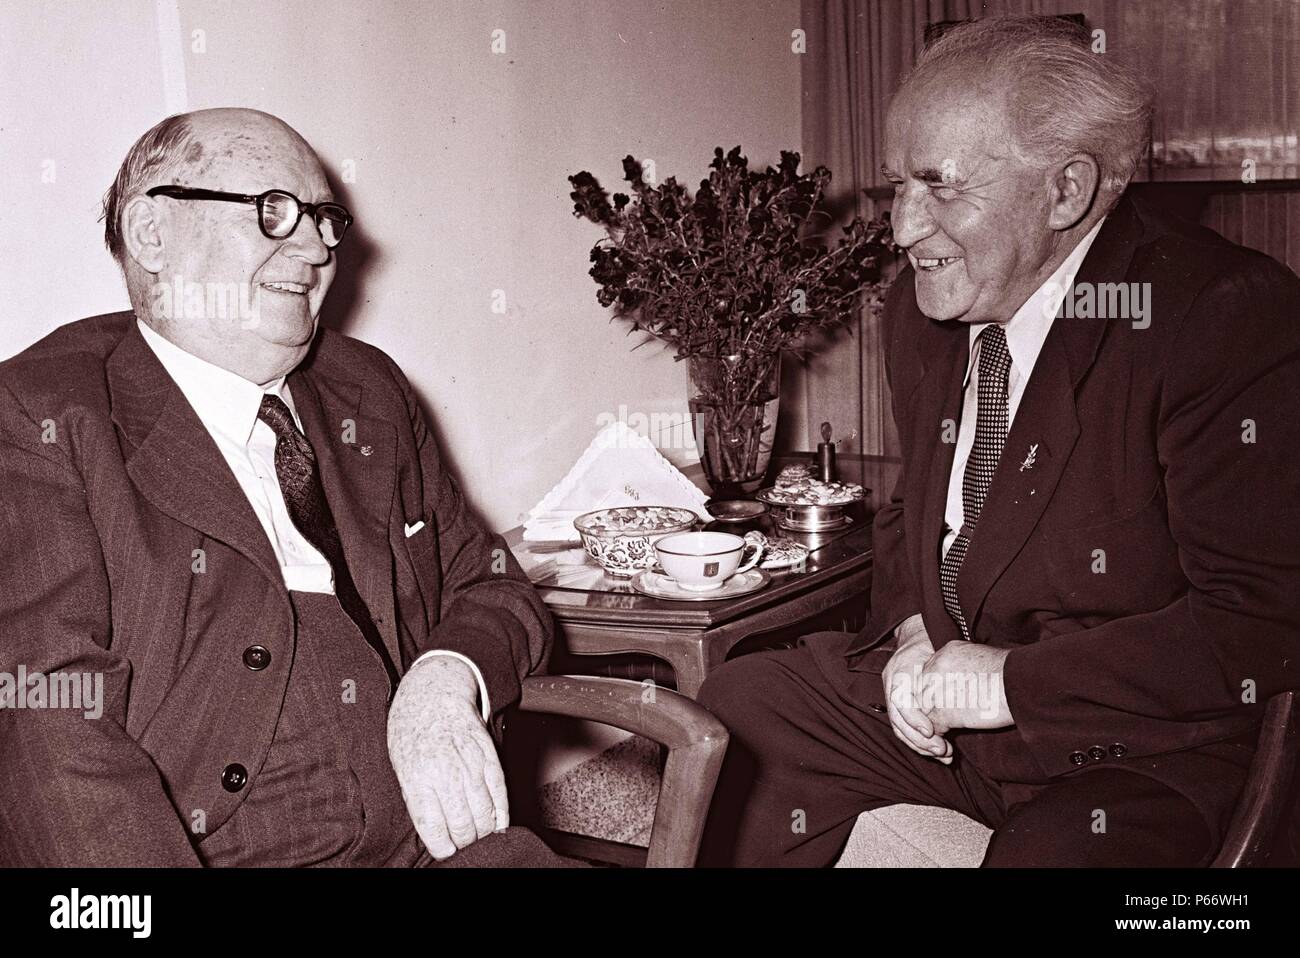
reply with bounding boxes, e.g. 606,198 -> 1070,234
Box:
121,195 -> 168,275
1046,154 -> 1099,231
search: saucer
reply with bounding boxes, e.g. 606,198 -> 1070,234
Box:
630,568 -> 771,601
759,539 -> 810,570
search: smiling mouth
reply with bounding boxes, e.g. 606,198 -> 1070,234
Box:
260,281 -> 311,294
910,254 -> 962,273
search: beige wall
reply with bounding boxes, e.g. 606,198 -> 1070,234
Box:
0,0 -> 802,531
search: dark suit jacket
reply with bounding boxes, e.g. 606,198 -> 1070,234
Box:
0,313 -> 552,865
844,194 -> 1300,835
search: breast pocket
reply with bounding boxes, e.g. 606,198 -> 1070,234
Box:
404,518 -> 442,584
404,519 -> 435,558
1037,482 -> 1184,621
396,517 -> 442,640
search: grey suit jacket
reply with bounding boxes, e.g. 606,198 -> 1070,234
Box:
0,313 -> 552,865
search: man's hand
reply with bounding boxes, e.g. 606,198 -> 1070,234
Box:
882,618 -> 953,764
919,640 -> 1013,734
386,656 -> 508,860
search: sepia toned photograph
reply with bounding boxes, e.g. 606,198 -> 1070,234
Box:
1,0 -> 1297,941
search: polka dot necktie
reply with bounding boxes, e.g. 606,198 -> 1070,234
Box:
258,394 -> 399,694
939,323 -> 1012,641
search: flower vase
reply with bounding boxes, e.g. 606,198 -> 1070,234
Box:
688,353 -> 781,498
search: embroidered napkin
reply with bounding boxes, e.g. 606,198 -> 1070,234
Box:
523,421 -> 711,543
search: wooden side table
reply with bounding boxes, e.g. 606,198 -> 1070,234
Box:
506,456 -> 899,697
505,457 -> 898,864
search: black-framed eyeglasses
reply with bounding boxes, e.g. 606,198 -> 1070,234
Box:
145,185 -> 353,249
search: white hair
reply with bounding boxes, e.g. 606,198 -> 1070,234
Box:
99,113 -> 203,266
903,15 -> 1153,200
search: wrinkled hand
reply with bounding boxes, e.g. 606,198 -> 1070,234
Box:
919,640 -> 1013,735
386,656 -> 508,860
882,621 -> 953,764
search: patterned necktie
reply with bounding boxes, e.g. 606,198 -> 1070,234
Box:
940,323 -> 1012,641
258,394 -> 399,694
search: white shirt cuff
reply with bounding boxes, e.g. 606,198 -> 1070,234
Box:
894,613 -> 927,644
412,649 -> 491,723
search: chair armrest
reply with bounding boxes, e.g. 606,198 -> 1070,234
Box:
518,675 -> 728,867
1212,690 -> 1299,867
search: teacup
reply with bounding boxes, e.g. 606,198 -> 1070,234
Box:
654,531 -> 765,592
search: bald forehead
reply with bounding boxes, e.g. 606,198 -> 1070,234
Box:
178,112 -> 330,197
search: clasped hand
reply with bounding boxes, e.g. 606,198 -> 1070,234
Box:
881,622 -> 1013,764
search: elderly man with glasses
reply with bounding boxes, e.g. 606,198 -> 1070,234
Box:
0,108 -> 570,867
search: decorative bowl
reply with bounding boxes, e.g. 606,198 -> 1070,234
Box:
573,505 -> 699,577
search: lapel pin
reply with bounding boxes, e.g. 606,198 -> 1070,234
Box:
1019,443 -> 1038,472
360,445 -> 374,457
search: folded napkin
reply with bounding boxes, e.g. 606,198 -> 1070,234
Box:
524,421 -> 712,543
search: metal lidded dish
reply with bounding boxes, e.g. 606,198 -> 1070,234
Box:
756,484 -> 864,533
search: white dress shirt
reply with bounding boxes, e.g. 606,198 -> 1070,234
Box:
137,320 -> 490,720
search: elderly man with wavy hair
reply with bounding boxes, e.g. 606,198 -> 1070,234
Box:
699,15 -> 1300,867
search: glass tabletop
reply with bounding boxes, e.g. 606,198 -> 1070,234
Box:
501,455 -> 895,624
510,510 -> 870,595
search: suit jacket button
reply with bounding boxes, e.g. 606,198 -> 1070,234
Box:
242,645 -> 272,671
1087,745 -> 1106,762
1108,743 -> 1128,758
1069,750 -> 1087,766
221,763 -> 248,792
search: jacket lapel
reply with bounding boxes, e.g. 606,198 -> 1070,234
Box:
288,363 -> 402,668
109,320 -> 284,593
954,327 -> 1081,631
957,196 -> 1146,634
110,320 -> 404,668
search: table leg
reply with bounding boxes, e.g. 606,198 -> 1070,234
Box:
656,637 -> 711,699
